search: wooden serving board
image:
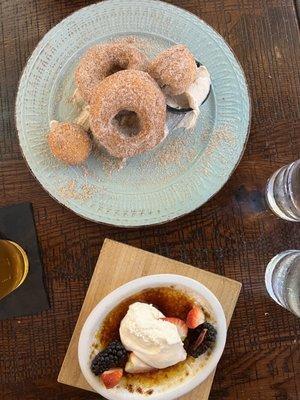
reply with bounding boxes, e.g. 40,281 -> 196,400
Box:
58,239 -> 241,399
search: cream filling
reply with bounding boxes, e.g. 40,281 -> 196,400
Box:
71,89 -> 90,131
166,66 -> 211,130
120,302 -> 187,369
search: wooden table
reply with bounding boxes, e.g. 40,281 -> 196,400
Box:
0,1 -> 299,399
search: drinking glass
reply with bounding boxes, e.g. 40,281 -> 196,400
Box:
0,240 -> 29,300
265,250 -> 300,317
265,159 -> 300,221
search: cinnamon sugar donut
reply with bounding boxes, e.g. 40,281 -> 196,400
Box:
89,70 -> 166,159
75,42 -> 148,104
48,122 -> 91,165
148,45 -> 197,95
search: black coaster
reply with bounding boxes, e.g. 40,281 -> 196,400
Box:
0,203 -> 49,319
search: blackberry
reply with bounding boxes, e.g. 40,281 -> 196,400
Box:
91,340 -> 128,375
184,322 -> 217,358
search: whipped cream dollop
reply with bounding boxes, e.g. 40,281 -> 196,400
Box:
119,302 -> 187,369
166,65 -> 211,130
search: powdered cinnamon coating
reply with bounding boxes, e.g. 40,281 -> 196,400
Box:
148,45 -> 197,95
89,70 -> 166,159
75,42 -> 148,103
48,122 -> 91,165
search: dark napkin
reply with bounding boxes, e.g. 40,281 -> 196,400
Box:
0,203 -> 49,319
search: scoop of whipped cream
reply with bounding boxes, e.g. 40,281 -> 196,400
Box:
166,65 -> 211,130
119,302 -> 187,369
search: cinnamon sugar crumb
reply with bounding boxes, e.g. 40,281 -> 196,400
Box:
201,126 -> 236,175
155,136 -> 197,167
58,180 -> 95,202
95,150 -> 126,176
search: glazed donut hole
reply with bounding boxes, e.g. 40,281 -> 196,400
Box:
47,121 -> 92,165
148,44 -> 197,96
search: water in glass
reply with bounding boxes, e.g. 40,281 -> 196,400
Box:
265,250 -> 300,317
265,159 -> 300,221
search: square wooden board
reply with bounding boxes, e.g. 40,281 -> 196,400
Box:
58,239 -> 241,399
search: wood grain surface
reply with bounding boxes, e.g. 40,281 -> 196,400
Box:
0,1 -> 299,400
58,239 -> 241,399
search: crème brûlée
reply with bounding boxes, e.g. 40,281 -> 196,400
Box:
90,286 -> 217,396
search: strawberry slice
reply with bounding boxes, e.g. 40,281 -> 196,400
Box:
101,368 -> 123,389
186,306 -> 205,329
162,317 -> 188,340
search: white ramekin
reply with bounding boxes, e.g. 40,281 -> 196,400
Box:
78,274 -> 227,400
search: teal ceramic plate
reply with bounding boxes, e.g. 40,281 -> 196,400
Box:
16,0 -> 250,227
